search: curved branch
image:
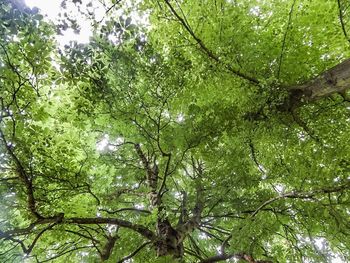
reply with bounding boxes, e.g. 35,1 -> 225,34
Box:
117,241 -> 152,263
65,217 -> 156,240
251,181 -> 350,217
337,0 -> 350,44
0,129 -> 42,219
163,0 -> 259,84
99,208 -> 151,214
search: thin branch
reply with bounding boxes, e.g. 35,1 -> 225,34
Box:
277,0 -> 296,79
26,223 -> 57,254
117,241 -> 152,263
38,245 -> 94,263
96,0 -> 123,24
158,153 -> 171,197
163,0 -> 259,84
65,217 -> 156,240
248,140 -> 266,175
65,230 -> 100,244
99,208 -> 151,214
338,0 -> 350,44
251,181 -> 350,217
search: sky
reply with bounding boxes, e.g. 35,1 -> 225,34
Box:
25,0 -> 101,46
24,0 -> 149,47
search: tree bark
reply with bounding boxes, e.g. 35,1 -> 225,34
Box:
285,58 -> 350,109
156,219 -> 184,258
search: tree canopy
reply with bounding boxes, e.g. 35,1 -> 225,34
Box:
0,0 -> 350,262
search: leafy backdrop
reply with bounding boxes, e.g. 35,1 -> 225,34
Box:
0,0 -> 349,262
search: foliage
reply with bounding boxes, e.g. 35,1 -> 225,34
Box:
0,0 -> 349,262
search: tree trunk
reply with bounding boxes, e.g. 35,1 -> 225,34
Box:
285,58 -> 350,109
156,219 -> 184,258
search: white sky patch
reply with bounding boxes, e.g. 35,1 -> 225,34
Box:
176,113 -> 185,123
333,177 -> 340,182
162,110 -> 170,119
80,251 -> 89,257
199,233 -> 209,240
107,224 -> 118,234
258,164 -> 267,179
314,237 -> 326,250
173,192 -> 181,199
107,137 -> 124,151
5,192 -> 16,198
25,0 -> 92,46
249,6 -> 261,16
297,131 -> 307,142
331,256 -> 345,263
96,134 -> 109,151
108,33 -> 121,45
135,203 -> 145,209
25,0 -> 149,47
25,0 -> 61,19
274,184 -> 285,194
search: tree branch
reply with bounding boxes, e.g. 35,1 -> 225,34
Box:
251,181 -> 350,217
285,58 -> 350,109
0,129 -> 42,219
337,0 -> 350,44
177,159 -> 204,237
163,0 -> 259,84
200,252 -> 272,263
117,241 -> 152,263
277,0 -> 296,79
65,217 -> 155,240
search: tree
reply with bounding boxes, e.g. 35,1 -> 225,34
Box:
0,0 -> 349,262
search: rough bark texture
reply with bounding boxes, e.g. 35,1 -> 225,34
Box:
156,219 -> 184,258
286,58 -> 350,109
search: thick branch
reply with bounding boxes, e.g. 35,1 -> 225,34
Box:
177,160 -> 204,237
134,143 -> 160,207
286,58 -> 350,108
0,130 -> 42,219
100,233 -> 119,261
201,252 -> 272,263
